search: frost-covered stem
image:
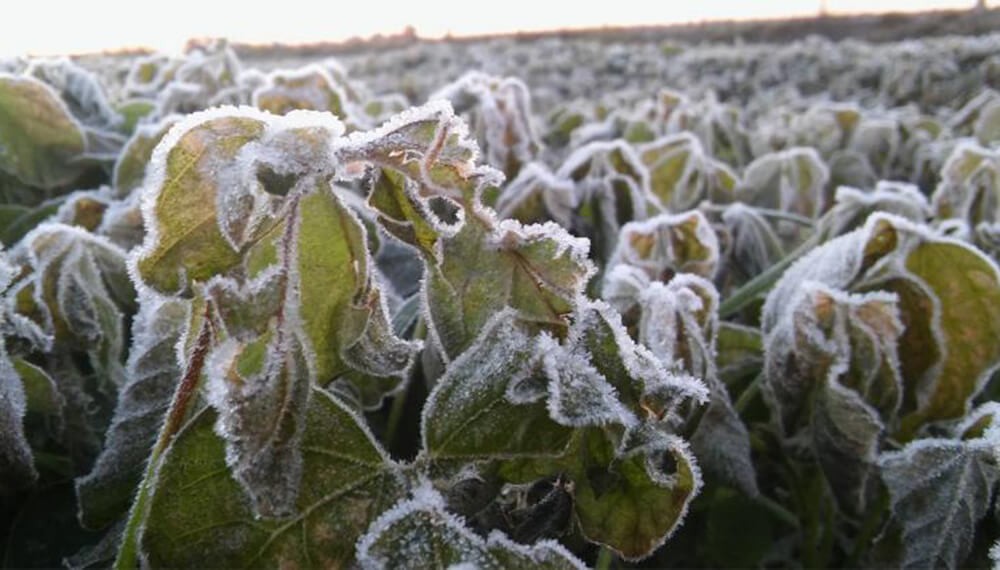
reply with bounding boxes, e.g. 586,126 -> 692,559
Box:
701,204 -> 816,228
114,307 -> 213,570
718,235 -> 818,318
595,546 -> 614,570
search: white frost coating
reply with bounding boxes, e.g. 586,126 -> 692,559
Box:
571,299 -> 709,407
539,333 -> 638,429
26,58 -> 123,130
879,436 -> 1000,570
494,162 -> 577,228
111,114 -> 182,198
955,402 -> 1000,439
356,480 -> 586,570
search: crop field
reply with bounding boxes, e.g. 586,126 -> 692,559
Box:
2,19 -> 1000,569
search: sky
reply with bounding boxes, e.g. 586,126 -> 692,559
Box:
2,0 -> 990,58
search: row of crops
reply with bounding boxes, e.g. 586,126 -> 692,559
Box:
1,32 -> 1000,568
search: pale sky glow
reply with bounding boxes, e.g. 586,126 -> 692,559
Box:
3,0 -> 991,58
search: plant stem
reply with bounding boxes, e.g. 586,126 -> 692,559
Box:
595,547 -> 614,570
756,493 -> 800,529
114,311 -> 213,569
734,371 -> 764,414
384,383 -> 410,451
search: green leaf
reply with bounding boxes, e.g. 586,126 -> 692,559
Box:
0,73 -> 87,191
137,386 -> 406,568
355,483 -> 585,569
565,426 -> 702,561
132,112 -> 269,293
879,436 -> 1000,569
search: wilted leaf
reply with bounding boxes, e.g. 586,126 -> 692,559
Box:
763,213 -> 1000,439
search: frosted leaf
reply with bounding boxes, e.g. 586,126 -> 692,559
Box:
737,147 -> 830,221
557,140 -> 657,264
16,224 -> 134,391
931,142 -> 999,231
424,215 -> 594,360
26,58 -> 123,132
0,337 -> 34,492
431,71 -> 542,178
638,133 -> 738,212
716,203 -> 786,288
540,334 -> 637,429
76,294 -> 187,529
848,118 -> 901,179
52,188 -> 111,233
763,213 -> 1000,437
788,104 -> 861,158
879,436 -> 1000,569
111,115 -> 180,200
253,65 -> 361,127
974,97 -> 1000,146
816,182 -> 930,242
205,325 -> 312,517
422,309 -> 572,460
124,54 -> 181,99
355,483 -> 585,570
765,281 -> 905,512
619,274 -> 757,495
661,93 -> 751,168
565,300 -> 707,424
140,386 -> 405,568
949,89 -> 1000,137
495,162 -> 577,228
338,99 -> 501,209
604,210 -> 720,287
0,73 -> 88,191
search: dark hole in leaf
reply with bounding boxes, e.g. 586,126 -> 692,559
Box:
256,164 -> 297,197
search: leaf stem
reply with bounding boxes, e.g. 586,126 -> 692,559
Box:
595,546 -> 614,570
718,235 -> 817,318
702,204 -> 816,227
755,493 -> 800,529
113,309 -> 213,569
